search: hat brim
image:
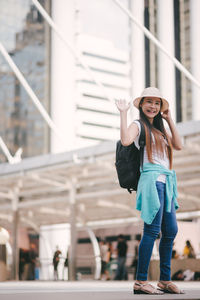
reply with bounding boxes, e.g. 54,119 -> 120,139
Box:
133,97 -> 169,112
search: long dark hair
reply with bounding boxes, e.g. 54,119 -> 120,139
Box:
139,98 -> 173,169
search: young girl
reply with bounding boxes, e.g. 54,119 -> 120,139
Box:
116,87 -> 184,295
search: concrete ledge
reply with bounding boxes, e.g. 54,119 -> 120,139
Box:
149,258 -> 200,280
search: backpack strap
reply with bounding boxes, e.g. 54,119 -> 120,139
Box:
138,120 -> 146,171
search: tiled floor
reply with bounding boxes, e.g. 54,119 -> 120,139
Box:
0,281 -> 199,300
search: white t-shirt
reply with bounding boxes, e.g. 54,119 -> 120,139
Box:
183,269 -> 195,281
133,120 -> 170,183
100,244 -> 108,262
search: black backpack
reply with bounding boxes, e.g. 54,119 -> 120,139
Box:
115,120 -> 146,193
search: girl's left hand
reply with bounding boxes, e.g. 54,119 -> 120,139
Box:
161,109 -> 172,121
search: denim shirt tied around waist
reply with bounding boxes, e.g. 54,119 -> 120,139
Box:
136,163 -> 179,225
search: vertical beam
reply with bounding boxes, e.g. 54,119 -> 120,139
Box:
44,0 -> 51,153
149,0 -> 156,86
87,228 -> 101,280
68,178 -> 77,281
50,0 -> 76,153
179,0 -> 187,122
11,195 -> 19,280
174,0 -> 182,122
157,0 -> 176,121
144,0 -> 150,87
190,0 -> 200,120
129,0 -> 145,119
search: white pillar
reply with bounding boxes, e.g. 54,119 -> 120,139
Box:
68,179 -> 77,281
190,0 -> 200,121
87,228 -> 101,280
11,194 -> 19,280
157,0 -> 176,121
130,0 -> 145,119
51,0 -> 76,153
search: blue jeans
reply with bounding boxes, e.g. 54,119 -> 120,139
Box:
114,257 -> 127,280
136,181 -> 178,281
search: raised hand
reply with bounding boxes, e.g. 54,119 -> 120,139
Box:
161,109 -> 172,122
115,99 -> 130,112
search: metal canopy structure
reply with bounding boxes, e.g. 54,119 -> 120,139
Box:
0,120 -> 199,232
0,141 -> 133,230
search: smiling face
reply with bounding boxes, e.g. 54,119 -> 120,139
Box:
140,97 -> 161,122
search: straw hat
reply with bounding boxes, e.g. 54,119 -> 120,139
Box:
133,87 -> 169,112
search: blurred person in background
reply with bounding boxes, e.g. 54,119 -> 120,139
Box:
62,250 -> 69,280
131,234 -> 141,279
28,243 -> 38,280
172,269 -> 200,281
105,242 -> 114,280
183,240 -> 196,258
172,242 -> 179,259
114,234 -> 128,280
19,248 -> 29,280
100,239 -> 109,280
53,246 -> 62,280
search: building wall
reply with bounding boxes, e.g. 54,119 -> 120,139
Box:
0,0 -> 198,158
75,34 -> 130,148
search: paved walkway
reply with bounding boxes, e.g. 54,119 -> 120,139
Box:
0,281 -> 199,300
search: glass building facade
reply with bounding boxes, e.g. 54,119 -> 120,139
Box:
0,0 -> 50,162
